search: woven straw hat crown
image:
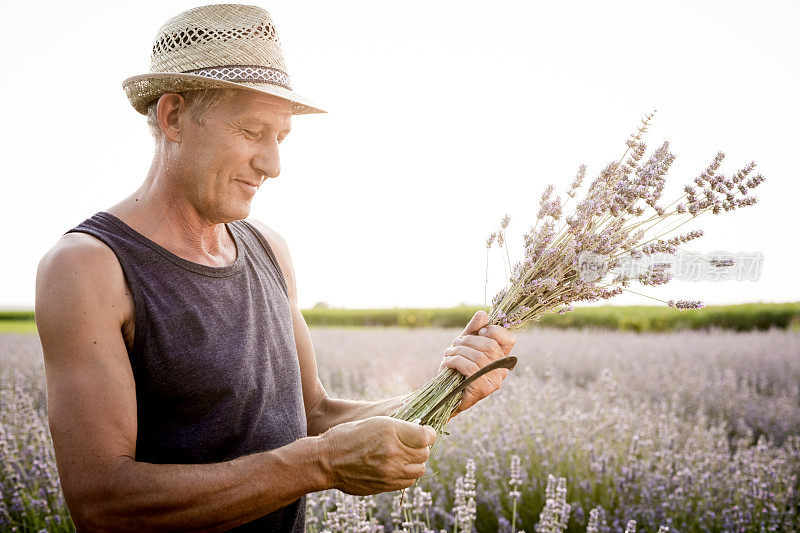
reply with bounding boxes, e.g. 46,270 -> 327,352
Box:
123,4 -> 325,115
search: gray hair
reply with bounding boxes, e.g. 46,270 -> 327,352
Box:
145,89 -> 237,139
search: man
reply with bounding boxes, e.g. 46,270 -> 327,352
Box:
35,5 -> 515,532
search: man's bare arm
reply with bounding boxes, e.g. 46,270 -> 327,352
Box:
248,221 -> 405,436
38,232 -> 433,531
290,292 -> 407,434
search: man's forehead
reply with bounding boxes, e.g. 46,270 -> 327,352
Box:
233,90 -> 292,113
223,90 -> 292,127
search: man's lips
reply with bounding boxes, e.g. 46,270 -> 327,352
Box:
235,179 -> 261,193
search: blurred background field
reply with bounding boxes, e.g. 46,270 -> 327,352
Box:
2,320 -> 799,531
3,302 -> 800,334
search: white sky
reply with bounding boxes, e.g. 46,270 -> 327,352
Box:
1,0 -> 798,309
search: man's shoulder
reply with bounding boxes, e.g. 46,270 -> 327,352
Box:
36,231 -> 130,316
38,231 -> 122,280
244,218 -> 296,298
244,219 -> 288,254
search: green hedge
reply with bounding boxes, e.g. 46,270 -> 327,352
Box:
299,306 -> 479,328
300,303 -> 800,332
0,310 -> 35,321
534,302 -> 800,332
3,303 -> 799,333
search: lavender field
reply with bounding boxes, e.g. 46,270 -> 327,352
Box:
2,327 -> 799,531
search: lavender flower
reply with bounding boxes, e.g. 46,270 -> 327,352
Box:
534,475 -> 571,532
586,508 -> 601,533
6,328 -> 798,533
509,455 -> 523,533
667,300 -> 706,310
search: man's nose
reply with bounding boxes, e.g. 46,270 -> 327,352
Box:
252,138 -> 281,179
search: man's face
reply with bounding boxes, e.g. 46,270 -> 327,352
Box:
173,89 -> 293,223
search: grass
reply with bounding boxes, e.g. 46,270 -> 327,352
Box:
0,320 -> 38,334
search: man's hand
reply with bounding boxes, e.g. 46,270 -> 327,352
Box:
318,416 -> 436,496
438,310 -> 516,417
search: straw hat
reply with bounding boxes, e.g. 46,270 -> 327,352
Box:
122,4 -> 326,115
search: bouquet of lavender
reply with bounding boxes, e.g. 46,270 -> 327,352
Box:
392,112 -> 765,435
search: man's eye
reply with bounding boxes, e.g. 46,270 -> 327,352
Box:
244,129 -> 260,139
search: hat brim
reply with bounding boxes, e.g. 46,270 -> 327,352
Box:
122,72 -> 327,115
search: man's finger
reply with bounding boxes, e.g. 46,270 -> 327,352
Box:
444,345 -> 493,369
402,463 -> 427,479
460,310 -> 490,336
441,355 -> 480,377
397,477 -> 421,490
453,334 -> 503,361
394,420 -> 437,449
404,445 -> 431,464
478,324 -> 516,351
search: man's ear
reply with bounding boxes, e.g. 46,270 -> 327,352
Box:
156,93 -> 188,143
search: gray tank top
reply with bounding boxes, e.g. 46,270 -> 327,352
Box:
67,211 -> 307,532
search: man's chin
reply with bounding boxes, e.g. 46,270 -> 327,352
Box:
231,201 -> 253,222
210,201 -> 252,224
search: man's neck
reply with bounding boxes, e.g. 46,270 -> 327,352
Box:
106,165 -> 238,268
